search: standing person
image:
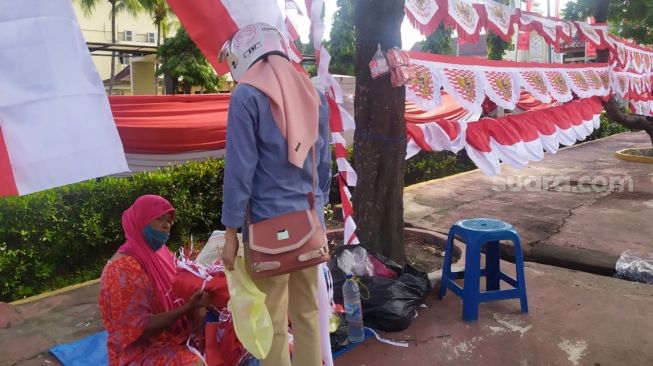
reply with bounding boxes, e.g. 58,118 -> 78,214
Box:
219,23 -> 331,366
99,195 -> 211,366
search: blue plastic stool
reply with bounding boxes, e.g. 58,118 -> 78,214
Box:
438,218 -> 528,321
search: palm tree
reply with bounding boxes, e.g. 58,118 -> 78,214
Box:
78,0 -> 142,95
138,0 -> 174,94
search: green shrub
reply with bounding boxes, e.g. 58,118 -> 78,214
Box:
586,112 -> 629,141
404,150 -> 477,186
0,159 -> 224,302
328,148 -> 476,204
5,113 -> 628,302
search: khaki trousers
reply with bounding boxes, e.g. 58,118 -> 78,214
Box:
245,250 -> 322,366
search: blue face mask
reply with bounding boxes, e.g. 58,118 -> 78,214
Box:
142,225 -> 170,251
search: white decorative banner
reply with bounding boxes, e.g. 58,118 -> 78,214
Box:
447,0 -> 481,39
403,0 -> 653,78
405,0 -> 440,34
406,52 -> 610,114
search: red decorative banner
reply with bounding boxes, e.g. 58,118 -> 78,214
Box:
406,97 -> 605,176
404,0 -> 653,77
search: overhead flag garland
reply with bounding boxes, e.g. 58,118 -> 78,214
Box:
404,0 -> 653,110
406,52 -> 611,113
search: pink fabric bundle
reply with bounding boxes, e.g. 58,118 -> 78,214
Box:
118,195 -> 177,311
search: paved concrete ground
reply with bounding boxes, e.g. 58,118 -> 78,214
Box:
1,132 -> 652,365
337,260 -> 653,366
0,282 -> 103,366
405,132 -> 653,275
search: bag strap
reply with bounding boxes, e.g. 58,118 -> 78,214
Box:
308,146 -> 316,210
247,146 -> 317,225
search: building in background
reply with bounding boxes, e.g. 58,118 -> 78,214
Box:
505,0 -> 563,63
72,1 -> 164,95
454,35 -> 488,58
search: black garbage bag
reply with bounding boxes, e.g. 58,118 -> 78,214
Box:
329,313 -> 350,352
328,245 -> 432,332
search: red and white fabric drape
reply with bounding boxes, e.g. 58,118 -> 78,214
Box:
407,97 -> 605,175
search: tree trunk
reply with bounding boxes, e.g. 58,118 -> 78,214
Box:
183,82 -> 192,94
604,97 -> 653,145
154,22 -> 161,95
352,0 -> 406,264
594,0 -> 653,146
171,77 -> 178,95
109,1 -> 117,95
164,74 -> 175,95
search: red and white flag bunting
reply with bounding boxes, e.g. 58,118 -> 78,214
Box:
610,68 -> 653,102
406,52 -> 610,113
445,0 -> 482,42
405,0 -> 653,77
630,101 -> 653,116
405,0 -> 442,36
406,97 -> 605,175
0,0 -> 128,197
304,0 -> 359,245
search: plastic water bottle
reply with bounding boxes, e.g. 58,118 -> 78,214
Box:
342,274 -> 365,343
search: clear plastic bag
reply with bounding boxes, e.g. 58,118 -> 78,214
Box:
369,43 -> 389,79
337,245 -> 374,276
615,250 -> 653,284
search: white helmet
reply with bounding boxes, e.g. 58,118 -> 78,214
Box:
219,22 -> 290,82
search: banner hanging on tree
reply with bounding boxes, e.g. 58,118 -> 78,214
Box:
405,51 -> 610,114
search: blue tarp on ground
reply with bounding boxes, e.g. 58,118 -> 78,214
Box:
48,327 -> 370,365
332,327 -> 375,359
49,331 -> 108,366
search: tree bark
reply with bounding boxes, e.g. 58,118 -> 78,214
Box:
154,22 -> 161,95
170,77 -> 178,95
109,1 -> 117,95
594,0 -> 653,146
604,98 -> 653,145
352,0 -> 406,264
108,0 -> 116,95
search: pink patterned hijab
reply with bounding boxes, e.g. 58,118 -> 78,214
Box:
118,195 -> 177,312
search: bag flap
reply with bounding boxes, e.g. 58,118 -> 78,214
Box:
249,210 -> 317,254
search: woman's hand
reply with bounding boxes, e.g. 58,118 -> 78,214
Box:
139,290 -> 211,341
222,228 -> 239,271
186,290 -> 212,310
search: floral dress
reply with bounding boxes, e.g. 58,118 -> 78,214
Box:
99,255 -> 199,366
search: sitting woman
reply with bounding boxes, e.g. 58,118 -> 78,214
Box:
99,194 -> 210,366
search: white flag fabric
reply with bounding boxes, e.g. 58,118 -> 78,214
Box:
0,0 -> 128,197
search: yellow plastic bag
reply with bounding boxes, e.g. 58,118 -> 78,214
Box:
224,256 -> 273,359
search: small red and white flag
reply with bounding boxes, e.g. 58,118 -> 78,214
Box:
0,0 -> 128,197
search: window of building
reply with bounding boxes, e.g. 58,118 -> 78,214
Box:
124,30 -> 133,42
147,32 -> 156,43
